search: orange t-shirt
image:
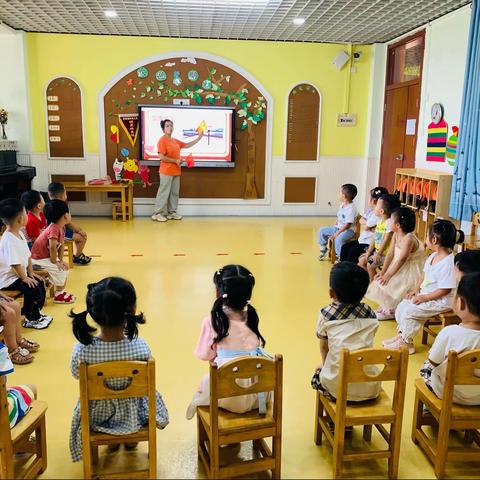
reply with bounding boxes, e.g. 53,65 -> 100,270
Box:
157,136 -> 186,176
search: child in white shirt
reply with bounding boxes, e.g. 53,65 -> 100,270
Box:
311,262 -> 380,402
384,219 -> 464,354
420,272 -> 480,405
340,186 -> 388,263
318,184 -> 358,261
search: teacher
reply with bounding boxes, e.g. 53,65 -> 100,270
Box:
151,119 -> 203,222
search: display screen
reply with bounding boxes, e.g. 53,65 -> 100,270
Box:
139,105 -> 235,168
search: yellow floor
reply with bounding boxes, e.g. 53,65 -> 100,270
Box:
8,217 -> 478,478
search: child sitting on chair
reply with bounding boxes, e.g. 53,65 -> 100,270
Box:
20,190 -> 46,248
311,262 -> 381,402
318,184 -> 358,261
340,186 -> 388,263
0,342 -> 37,427
454,250 -> 480,282
420,272 -> 480,405
31,200 -> 75,304
68,277 -> 169,462
186,264 -> 271,419
383,220 -> 464,355
47,182 -> 91,265
0,199 -> 51,331
358,194 -> 400,280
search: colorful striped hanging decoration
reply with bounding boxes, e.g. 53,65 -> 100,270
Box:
426,118 -> 448,162
446,126 -> 459,167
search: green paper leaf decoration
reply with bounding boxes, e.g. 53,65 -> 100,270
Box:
225,96 -> 231,105
194,93 -> 203,104
125,100 -> 131,106
240,120 -> 248,130
140,92 -> 146,98
146,85 -> 153,93
207,97 -> 215,105
163,97 -> 168,102
108,112 -> 113,116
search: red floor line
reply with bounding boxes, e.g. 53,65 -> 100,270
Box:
216,253 -> 229,256
88,255 -> 102,257
173,253 -> 186,256
130,254 -> 144,257
254,252 -> 265,255
290,252 -> 302,255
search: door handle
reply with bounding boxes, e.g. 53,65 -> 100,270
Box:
394,154 -> 404,161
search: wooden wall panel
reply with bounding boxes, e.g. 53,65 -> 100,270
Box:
50,174 -> 86,201
46,77 -> 84,159
286,84 -> 319,161
103,57 -> 267,199
284,177 -> 316,203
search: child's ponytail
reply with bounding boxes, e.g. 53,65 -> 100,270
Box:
125,311 -> 146,341
456,228 -> 465,245
211,296 -> 230,346
70,309 -> 96,345
429,219 -> 465,249
246,303 -> 265,347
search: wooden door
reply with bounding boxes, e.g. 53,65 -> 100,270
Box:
403,83 -> 420,169
379,87 -> 408,191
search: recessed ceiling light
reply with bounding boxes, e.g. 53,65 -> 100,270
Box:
293,18 -> 305,26
104,10 -> 118,18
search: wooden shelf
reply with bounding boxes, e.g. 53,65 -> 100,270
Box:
394,168 -> 453,244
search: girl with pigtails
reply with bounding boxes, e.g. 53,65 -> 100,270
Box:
186,264 -> 272,419
68,277 -> 169,462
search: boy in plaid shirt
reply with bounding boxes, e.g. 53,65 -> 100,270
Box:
311,262 -> 381,401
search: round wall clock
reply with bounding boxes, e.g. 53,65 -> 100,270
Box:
431,103 -> 444,123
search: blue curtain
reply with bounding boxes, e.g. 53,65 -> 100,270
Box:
450,0 -> 480,220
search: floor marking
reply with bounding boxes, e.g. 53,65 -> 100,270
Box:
173,253 -> 186,256
130,254 -> 144,257
290,252 -> 302,255
216,253 -> 229,256
88,255 -> 102,257
254,252 -> 265,255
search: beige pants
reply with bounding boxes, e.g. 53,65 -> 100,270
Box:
32,258 -> 68,287
153,174 -> 180,216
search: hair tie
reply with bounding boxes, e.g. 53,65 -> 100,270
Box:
222,293 -> 228,298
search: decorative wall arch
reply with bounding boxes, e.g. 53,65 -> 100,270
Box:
45,76 -> 85,159
98,51 -> 273,200
285,82 -> 321,161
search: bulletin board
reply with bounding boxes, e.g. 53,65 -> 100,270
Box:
103,56 -> 267,199
46,77 -> 84,159
286,84 -> 320,161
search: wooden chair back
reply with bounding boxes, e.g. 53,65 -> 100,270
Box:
79,358 -> 156,478
471,212 -> 480,238
0,376 -> 14,478
337,348 -> 409,413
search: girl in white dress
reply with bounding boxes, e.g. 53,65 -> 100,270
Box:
366,207 -> 425,320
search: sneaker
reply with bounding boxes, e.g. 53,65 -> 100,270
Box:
376,308 -> 395,321
39,313 -> 53,325
167,212 -> 182,220
73,254 -> 91,265
382,334 -> 402,346
22,317 -> 51,330
152,213 -> 168,222
53,292 -> 76,304
318,250 -> 328,261
385,336 -> 415,354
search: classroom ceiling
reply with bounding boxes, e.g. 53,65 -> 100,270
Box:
0,0 -> 472,44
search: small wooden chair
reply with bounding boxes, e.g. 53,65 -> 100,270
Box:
314,348 -> 409,479
421,310 -> 461,345
31,269 -> 55,299
64,240 -> 74,269
412,349 -> 480,478
79,358 -> 157,479
0,377 -> 48,479
112,201 -> 131,221
197,354 -> 283,479
329,216 -> 362,264
463,212 -> 480,251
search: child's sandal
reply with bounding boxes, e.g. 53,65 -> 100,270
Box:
19,338 -> 40,353
9,347 -> 34,364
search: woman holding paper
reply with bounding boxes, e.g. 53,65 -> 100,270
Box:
152,119 -> 203,222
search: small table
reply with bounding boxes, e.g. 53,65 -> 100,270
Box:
63,182 -> 133,221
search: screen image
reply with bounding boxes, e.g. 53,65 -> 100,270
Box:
140,105 -> 234,167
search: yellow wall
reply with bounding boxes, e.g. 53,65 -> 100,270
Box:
26,33 -> 372,157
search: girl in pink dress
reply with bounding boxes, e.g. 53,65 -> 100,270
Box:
186,265 -> 271,419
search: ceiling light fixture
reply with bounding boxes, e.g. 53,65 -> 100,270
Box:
104,10 -> 118,18
293,18 -> 305,26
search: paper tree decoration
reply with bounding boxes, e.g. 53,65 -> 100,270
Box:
427,119 -> 448,162
446,126 -> 459,167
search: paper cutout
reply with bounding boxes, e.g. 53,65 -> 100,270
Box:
446,126 -> 459,167
138,165 -> 152,187
406,119 -> 416,135
120,147 -> 130,157
181,57 -> 197,65
186,153 -> 195,168
196,120 -> 208,134
110,124 -> 119,143
112,158 -> 124,182
122,157 -> 138,183
126,78 -> 134,86
165,62 -> 176,67
427,118 -> 448,162
137,67 -> 148,78
118,114 -> 139,147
